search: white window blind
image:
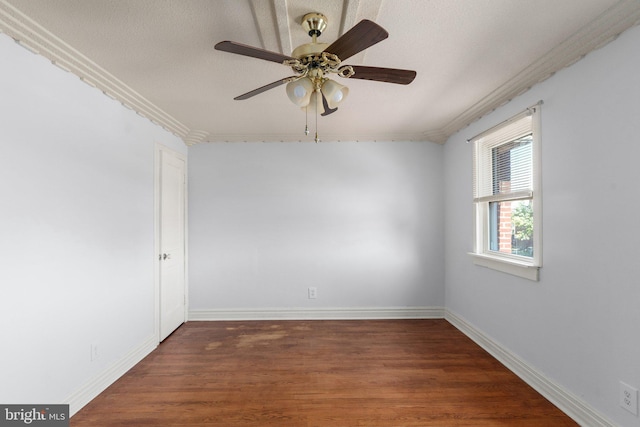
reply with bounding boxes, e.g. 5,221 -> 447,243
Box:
473,112 -> 533,203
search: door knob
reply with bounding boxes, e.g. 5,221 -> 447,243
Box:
162,253 -> 171,260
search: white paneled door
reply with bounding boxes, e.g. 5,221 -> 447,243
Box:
157,146 -> 186,341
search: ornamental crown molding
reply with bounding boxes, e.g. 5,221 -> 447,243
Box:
440,0 -> 640,142
0,0 -> 190,140
1,0 -> 639,145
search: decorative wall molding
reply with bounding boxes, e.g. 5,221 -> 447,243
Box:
189,306 -> 445,321
0,0 -> 190,141
2,1 -> 640,145
440,0 -> 640,143
183,129 -> 210,146
64,335 -> 157,417
203,132 -> 432,143
445,309 -> 616,427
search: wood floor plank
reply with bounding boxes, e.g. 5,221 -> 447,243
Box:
71,320 -> 577,426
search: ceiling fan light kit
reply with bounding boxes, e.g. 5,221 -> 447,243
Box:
320,79 -> 349,109
285,76 -> 314,107
215,12 -> 416,141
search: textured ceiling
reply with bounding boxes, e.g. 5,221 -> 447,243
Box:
1,0 -> 639,144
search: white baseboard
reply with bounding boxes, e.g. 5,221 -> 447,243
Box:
445,309 -> 615,427
65,335 -> 158,417
189,306 -> 445,321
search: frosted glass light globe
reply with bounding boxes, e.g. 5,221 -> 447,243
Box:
294,85 -> 307,99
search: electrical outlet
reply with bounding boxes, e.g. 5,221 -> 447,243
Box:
620,381 -> 638,416
90,343 -> 99,362
308,287 -> 317,299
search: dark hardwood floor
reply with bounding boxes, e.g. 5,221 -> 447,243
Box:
71,319 -> 577,426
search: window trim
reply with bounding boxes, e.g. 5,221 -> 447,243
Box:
469,101 -> 543,281
469,252 -> 540,281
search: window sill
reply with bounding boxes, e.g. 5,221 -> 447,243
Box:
468,253 -> 540,281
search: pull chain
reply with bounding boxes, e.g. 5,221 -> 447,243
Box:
314,89 -> 320,143
315,100 -> 319,143
304,105 -> 309,135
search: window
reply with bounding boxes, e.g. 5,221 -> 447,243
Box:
470,103 -> 542,280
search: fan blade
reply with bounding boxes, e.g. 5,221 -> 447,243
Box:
347,66 -> 416,85
215,41 -> 294,64
320,92 -> 338,116
323,20 -> 388,61
234,77 -> 296,100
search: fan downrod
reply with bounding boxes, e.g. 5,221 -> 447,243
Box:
291,12 -> 330,58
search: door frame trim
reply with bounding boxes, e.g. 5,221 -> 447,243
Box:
154,143 -> 188,343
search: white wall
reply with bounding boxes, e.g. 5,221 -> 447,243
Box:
444,24 -> 640,426
0,33 -> 186,409
189,141 -> 444,313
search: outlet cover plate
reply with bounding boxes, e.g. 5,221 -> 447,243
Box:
620,381 -> 638,416
91,343 -> 99,362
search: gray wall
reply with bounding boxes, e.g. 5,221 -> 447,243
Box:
0,34 -> 186,407
188,141 -> 445,311
443,24 -> 640,426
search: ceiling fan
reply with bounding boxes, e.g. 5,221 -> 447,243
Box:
215,12 -> 416,140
